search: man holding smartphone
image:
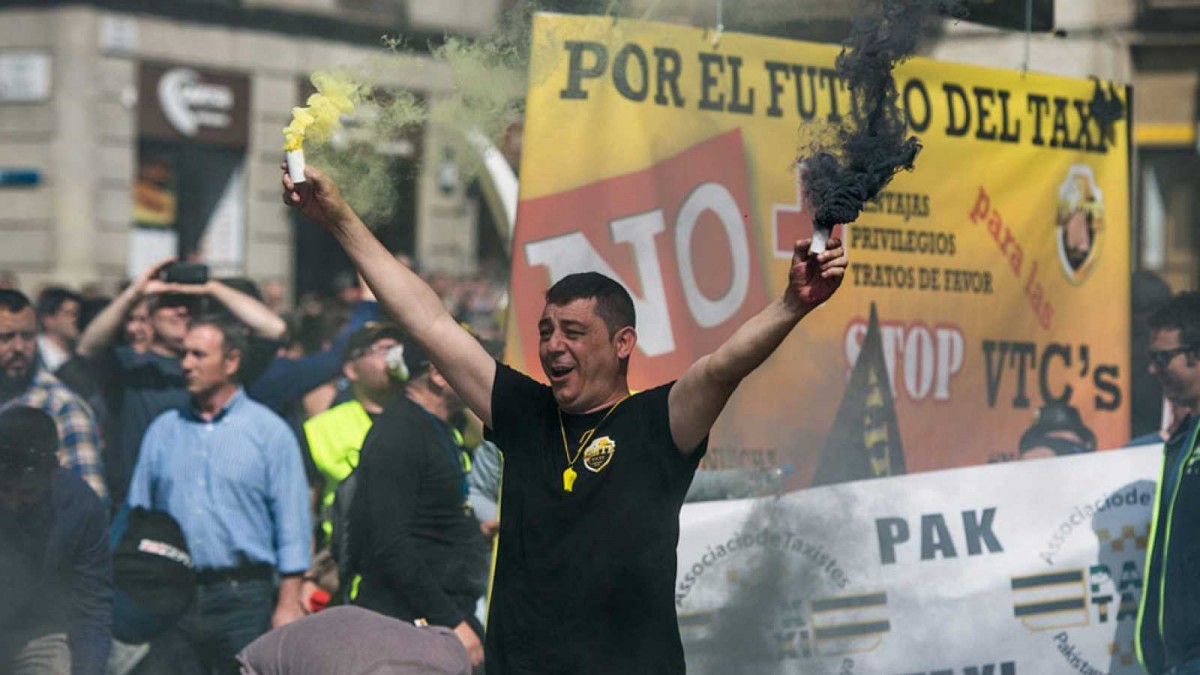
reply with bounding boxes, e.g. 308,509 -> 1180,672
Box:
77,260 -> 288,507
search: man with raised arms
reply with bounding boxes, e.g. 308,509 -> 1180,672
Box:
283,165 -> 847,675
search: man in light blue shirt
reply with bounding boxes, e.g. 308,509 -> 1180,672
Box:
128,315 -> 310,675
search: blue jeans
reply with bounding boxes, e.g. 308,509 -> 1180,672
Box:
135,579 -> 275,675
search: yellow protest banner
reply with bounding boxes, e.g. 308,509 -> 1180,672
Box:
508,13 -> 1130,484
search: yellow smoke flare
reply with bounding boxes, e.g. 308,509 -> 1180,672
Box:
283,71 -> 363,151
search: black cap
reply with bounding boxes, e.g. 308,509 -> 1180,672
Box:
1019,401 -> 1097,456
343,322 -> 405,363
111,507 -> 196,643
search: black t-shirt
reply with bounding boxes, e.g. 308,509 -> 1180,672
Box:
349,396 -> 486,633
485,364 -> 707,675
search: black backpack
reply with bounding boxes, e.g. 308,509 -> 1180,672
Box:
110,507 -> 196,643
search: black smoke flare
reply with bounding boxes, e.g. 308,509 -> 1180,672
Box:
1088,78 -> 1125,149
804,0 -> 964,231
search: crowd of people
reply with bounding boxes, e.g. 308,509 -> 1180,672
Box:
0,256 -> 509,675
1,160 -> 1198,675
0,150 -> 850,675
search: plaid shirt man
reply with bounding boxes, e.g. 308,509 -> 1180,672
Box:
5,368 -> 107,500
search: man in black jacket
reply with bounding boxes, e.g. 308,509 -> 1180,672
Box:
1138,291 -> 1200,675
0,406 -> 112,675
349,340 -> 486,669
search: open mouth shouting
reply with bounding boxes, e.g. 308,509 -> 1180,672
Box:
547,362 -> 575,384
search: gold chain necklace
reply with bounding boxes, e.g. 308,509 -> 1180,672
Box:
557,394 -> 629,493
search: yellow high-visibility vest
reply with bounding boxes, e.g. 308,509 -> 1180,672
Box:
304,399 -> 374,537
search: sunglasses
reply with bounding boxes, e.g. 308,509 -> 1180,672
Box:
1149,346 -> 1195,370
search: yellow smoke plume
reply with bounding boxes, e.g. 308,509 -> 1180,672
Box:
282,71 -> 363,151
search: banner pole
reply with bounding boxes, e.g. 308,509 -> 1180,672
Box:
1023,0 -> 1033,72
712,0 -> 724,47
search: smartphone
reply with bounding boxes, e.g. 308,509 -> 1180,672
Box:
161,262 -> 209,285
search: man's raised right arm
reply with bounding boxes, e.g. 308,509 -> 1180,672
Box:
76,258 -> 173,359
282,164 -> 496,427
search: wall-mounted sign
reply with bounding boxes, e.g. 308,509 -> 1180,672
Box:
0,52 -> 51,103
0,169 -> 40,187
139,62 -> 249,147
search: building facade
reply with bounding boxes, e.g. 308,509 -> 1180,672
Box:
0,0 -> 501,296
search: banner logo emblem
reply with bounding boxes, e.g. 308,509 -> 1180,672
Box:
1055,164 -> 1105,283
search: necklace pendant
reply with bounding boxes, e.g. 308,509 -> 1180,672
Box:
562,467 -> 578,493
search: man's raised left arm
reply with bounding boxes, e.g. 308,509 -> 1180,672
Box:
668,238 -> 847,454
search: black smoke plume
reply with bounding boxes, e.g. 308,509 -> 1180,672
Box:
804,0 -> 964,230
1088,78 -> 1126,149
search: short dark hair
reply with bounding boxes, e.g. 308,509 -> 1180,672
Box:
545,273 -> 635,336
78,296 -> 112,334
35,286 -> 81,319
188,315 -> 250,378
0,406 -> 59,479
0,289 -> 32,314
1148,291 -> 1200,353
219,277 -> 263,302
288,308 -> 346,356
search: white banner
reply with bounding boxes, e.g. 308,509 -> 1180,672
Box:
678,445 -> 1163,675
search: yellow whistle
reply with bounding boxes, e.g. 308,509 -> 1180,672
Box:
562,467 -> 578,493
